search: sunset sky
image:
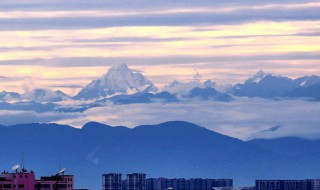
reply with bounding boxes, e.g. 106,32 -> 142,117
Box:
0,0 -> 320,95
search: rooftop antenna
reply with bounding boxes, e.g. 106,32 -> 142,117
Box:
21,152 -> 27,172
56,168 -> 66,176
21,153 -> 24,170
56,156 -> 66,176
58,157 -> 61,172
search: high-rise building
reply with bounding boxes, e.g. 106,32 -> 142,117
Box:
256,179 -> 320,190
103,173 -> 233,190
146,178 -> 233,190
167,178 -> 178,190
177,178 -> 189,190
307,179 -> 320,190
212,179 -> 233,188
126,173 -> 146,190
103,173 -> 122,190
147,178 -> 170,190
189,178 -> 206,190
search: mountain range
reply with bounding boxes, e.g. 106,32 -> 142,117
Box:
0,121 -> 319,189
1,64 -> 320,106
0,89 -> 70,103
230,70 -> 320,100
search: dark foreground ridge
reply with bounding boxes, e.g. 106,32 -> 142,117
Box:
1,121 -> 320,189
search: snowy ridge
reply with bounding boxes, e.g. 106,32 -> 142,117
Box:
245,70 -> 269,84
75,63 -> 158,100
23,89 -> 70,102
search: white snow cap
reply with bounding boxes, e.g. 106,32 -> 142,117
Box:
246,70 -> 269,83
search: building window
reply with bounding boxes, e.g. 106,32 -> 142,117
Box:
19,184 -> 25,188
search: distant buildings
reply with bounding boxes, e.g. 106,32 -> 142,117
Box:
103,173 -> 123,190
146,178 -> 232,190
0,166 -> 74,190
212,188 -> 254,190
126,173 -> 147,190
102,173 -> 233,190
256,179 -> 320,190
102,173 -> 320,190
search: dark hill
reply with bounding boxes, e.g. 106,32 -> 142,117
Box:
0,121 -> 319,189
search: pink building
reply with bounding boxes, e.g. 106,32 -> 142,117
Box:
0,167 -> 74,190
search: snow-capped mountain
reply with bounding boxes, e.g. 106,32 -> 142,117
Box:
162,80 -> 202,96
185,87 -> 233,102
203,79 -> 217,88
163,78 -> 219,95
23,88 -> 70,102
285,84 -> 320,101
74,63 -> 158,100
0,89 -> 69,103
293,75 -> 320,87
162,78 -> 232,100
245,70 -> 269,84
0,91 -> 22,102
231,70 -> 298,98
284,76 -> 320,101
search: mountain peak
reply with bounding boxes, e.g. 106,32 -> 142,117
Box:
23,88 -> 69,103
109,63 -> 129,71
82,121 -> 113,130
246,70 -> 269,84
75,63 -> 158,100
294,75 -> 320,87
203,79 -> 217,88
167,80 -> 181,88
255,70 -> 266,75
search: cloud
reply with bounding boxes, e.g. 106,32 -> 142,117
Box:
71,36 -> 190,43
48,84 -> 83,89
215,32 -> 320,39
0,2 -> 320,30
0,110 -> 82,126
0,0 -> 318,11
87,146 -> 101,165
1,8 -> 319,31
261,126 -> 282,133
52,98 -> 320,141
0,52 -> 319,67
0,76 -> 25,82
1,98 -> 320,140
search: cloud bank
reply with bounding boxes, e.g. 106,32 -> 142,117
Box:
1,98 -> 318,141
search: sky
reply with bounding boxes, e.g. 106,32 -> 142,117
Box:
0,0 -> 320,95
